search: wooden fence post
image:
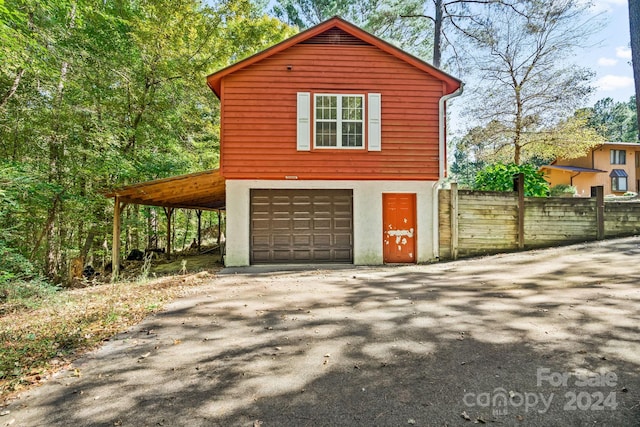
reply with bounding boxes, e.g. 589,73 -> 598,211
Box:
514,173 -> 525,249
450,182 -> 459,260
591,186 -> 604,240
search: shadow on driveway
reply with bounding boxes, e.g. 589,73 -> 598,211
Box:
4,238 -> 640,426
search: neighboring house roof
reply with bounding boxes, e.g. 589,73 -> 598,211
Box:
105,169 -> 225,210
541,165 -> 606,173
206,16 -> 462,98
595,142 -> 640,148
610,169 -> 629,177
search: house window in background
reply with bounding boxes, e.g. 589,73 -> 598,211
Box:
610,149 -> 626,165
610,169 -> 628,192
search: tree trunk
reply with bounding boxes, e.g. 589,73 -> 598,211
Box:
433,0 -> 444,68
31,194 -> 60,262
630,0 -> 640,141
0,69 -> 25,109
45,2 -> 76,280
80,225 -> 98,260
513,85 -> 523,165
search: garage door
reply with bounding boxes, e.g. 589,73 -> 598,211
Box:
250,189 -> 353,264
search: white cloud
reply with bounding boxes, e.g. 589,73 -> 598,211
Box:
597,57 -> 618,66
616,46 -> 632,59
595,74 -> 634,91
582,0 -> 627,13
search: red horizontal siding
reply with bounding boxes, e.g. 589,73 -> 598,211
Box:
220,43 -> 447,180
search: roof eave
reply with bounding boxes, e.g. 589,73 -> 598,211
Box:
205,16 -> 462,99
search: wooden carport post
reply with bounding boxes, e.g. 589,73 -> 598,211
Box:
112,196 -> 128,281
196,210 -> 203,249
163,207 -> 174,260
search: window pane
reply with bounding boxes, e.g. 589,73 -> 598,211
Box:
342,96 -> 363,121
316,96 -> 337,120
612,177 -> 628,191
611,150 -> 626,165
342,122 -> 363,147
316,122 -> 337,146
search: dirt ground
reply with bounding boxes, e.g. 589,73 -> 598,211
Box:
2,237 -> 640,426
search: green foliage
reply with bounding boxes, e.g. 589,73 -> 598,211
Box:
549,184 -> 577,197
0,276 -> 59,314
473,163 -> 549,197
0,0 -> 292,282
271,0 -> 434,59
458,112 -> 605,166
580,96 -> 639,142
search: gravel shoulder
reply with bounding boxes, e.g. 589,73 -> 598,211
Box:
3,238 -> 640,426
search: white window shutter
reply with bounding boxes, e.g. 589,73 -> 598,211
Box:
297,92 -> 311,151
368,93 -> 381,151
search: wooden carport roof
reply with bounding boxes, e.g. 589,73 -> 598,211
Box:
105,169 -> 225,279
105,168 -> 226,211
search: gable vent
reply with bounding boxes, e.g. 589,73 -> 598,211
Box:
301,27 -> 371,46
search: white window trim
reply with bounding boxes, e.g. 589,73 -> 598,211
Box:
313,94 -> 365,149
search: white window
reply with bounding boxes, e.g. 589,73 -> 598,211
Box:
612,177 -> 628,191
610,149 -> 626,165
314,94 -> 364,148
610,169 -> 628,191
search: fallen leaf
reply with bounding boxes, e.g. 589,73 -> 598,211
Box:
475,416 -> 486,424
253,420 -> 263,427
139,352 -> 151,359
461,411 -> 471,421
0,410 -> 10,416
407,419 -> 416,425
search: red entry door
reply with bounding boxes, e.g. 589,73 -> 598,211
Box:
383,193 -> 417,263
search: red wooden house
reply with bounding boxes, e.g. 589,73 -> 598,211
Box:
207,17 -> 462,266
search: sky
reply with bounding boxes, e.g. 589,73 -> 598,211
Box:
447,0 -> 635,137
582,0 -> 634,104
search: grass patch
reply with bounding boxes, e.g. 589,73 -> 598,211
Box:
0,277 -> 59,314
0,270 -> 218,399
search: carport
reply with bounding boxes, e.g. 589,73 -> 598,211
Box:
105,169 -> 226,277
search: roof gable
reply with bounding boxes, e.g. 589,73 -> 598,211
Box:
206,16 -> 462,98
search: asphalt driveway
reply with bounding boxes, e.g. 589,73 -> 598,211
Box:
3,237 -> 640,426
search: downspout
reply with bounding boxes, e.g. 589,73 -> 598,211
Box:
570,172 -> 580,186
432,84 -> 464,261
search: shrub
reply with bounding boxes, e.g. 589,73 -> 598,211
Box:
473,163 -> 549,197
550,184 -> 577,197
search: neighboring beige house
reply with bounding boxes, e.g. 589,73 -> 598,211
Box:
541,142 -> 640,196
